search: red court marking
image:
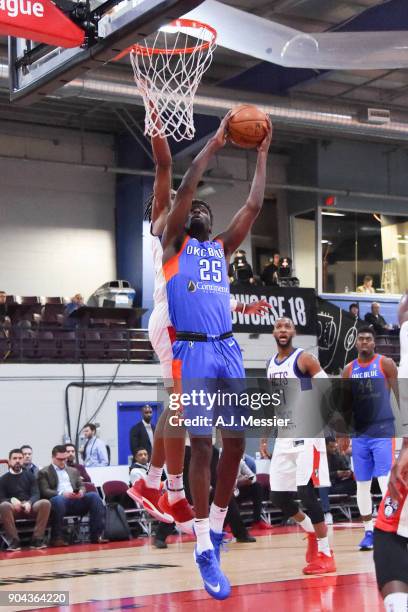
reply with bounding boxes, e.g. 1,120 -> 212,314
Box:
37,572 -> 383,612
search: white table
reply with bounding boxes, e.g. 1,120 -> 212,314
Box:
86,465 -> 130,487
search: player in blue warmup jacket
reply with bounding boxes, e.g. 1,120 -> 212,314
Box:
340,326 -> 398,551
161,111 -> 272,600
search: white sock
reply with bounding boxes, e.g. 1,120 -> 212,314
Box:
364,519 -> 374,532
317,536 -> 331,557
378,475 -> 389,497
209,503 -> 228,534
384,593 -> 408,612
145,465 -> 162,490
297,515 -> 315,534
167,473 -> 185,504
194,518 -> 213,554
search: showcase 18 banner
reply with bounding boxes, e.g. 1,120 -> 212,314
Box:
230,286 -> 317,336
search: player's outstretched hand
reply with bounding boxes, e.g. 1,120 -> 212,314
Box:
214,111 -> 233,148
389,445 -> 408,501
257,116 -> 273,153
245,300 -> 272,316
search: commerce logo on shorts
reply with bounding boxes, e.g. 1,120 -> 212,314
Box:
187,281 -> 197,292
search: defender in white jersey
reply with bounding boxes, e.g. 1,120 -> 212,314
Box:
262,317 -> 335,575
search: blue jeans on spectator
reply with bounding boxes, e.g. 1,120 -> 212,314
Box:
50,492 -> 105,540
319,487 -> 330,513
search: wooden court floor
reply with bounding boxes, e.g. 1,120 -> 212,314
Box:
0,525 -> 384,611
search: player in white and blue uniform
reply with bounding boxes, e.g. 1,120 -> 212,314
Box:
162,112 -> 272,600
341,325 -> 398,551
264,317 -> 336,575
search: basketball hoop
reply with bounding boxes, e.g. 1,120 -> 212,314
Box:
117,19 -> 217,142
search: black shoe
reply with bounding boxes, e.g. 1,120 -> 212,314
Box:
153,538 -> 168,549
236,535 -> 256,543
30,538 -> 47,550
6,539 -> 21,551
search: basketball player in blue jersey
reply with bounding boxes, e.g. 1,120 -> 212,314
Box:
340,326 -> 398,551
161,112 -> 272,600
127,111 -> 271,534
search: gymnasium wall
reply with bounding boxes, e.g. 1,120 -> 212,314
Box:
318,139 -> 408,213
0,333 -> 316,466
0,122 -> 116,299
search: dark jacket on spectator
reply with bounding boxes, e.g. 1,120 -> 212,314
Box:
67,462 -> 91,483
364,312 -> 388,334
0,470 -> 40,505
24,463 -> 39,477
129,421 -> 155,457
327,451 -> 353,485
38,464 -> 85,499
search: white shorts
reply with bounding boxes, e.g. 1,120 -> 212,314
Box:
269,438 -> 330,492
148,306 -> 174,382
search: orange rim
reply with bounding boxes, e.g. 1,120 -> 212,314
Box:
114,19 -> 217,61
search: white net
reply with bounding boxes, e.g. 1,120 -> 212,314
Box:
129,20 -> 216,142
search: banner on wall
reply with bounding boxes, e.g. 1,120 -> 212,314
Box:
230,285 -> 317,335
317,297 -> 362,374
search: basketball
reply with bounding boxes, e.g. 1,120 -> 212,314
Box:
227,105 -> 269,149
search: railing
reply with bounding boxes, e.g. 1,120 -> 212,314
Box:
0,327 -> 157,364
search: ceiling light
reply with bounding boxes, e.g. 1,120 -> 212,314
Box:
322,211 -> 345,217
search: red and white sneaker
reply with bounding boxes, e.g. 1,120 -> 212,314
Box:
127,479 -> 173,523
305,533 -> 318,564
158,492 -> 195,534
252,520 -> 273,531
303,551 -> 336,575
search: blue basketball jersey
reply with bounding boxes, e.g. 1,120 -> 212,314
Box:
164,236 -> 231,335
349,354 -> 394,436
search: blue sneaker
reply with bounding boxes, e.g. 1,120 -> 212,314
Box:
359,530 -> 374,550
210,530 -> 228,564
194,547 -> 231,600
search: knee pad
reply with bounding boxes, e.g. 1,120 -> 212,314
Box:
297,482 -> 324,524
271,491 -> 299,518
356,480 -> 373,516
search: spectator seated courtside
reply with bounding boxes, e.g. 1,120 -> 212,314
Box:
65,443 -> 91,483
21,444 -> 39,477
38,445 -> 107,546
129,448 -> 149,485
0,449 -> 51,551
234,458 -> 272,531
319,438 -> 357,523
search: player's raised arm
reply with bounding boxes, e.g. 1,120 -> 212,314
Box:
150,110 -> 172,236
216,118 -> 272,257
161,113 -> 230,256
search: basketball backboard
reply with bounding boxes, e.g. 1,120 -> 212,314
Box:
8,0 -> 203,104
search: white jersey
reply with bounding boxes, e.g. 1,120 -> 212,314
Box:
267,347 -> 329,490
151,234 -> 171,327
266,348 -> 326,452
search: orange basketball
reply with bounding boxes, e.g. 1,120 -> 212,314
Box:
227,105 -> 269,149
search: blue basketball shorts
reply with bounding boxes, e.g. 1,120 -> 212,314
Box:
352,437 -> 393,481
171,335 -> 247,435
